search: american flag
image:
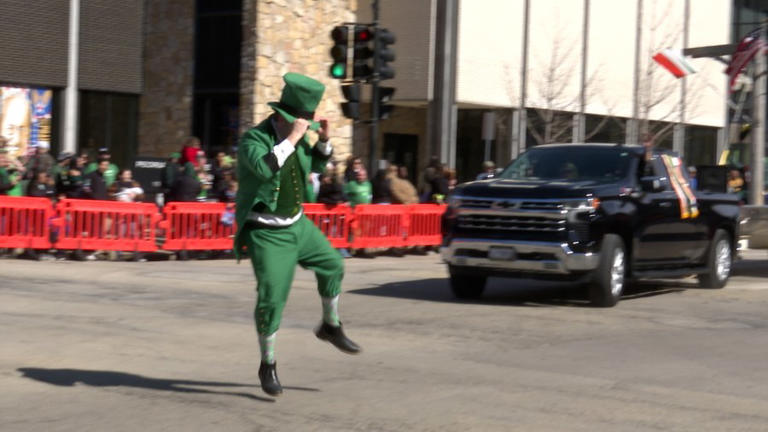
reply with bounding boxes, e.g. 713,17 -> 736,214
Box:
726,27 -> 767,91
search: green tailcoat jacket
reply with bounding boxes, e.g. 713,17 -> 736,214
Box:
234,116 -> 331,260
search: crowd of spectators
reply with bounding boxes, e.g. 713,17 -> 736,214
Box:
0,136 -> 240,207
2,135 -> 459,260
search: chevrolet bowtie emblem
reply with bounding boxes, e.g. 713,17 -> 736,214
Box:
491,200 -> 519,209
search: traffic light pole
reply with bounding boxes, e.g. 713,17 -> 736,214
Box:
369,0 -> 381,175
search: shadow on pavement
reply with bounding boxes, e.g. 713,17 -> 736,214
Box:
733,258 -> 768,278
16,367 -> 291,402
349,277 -> 687,307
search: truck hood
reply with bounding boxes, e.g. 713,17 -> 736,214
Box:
453,178 -> 620,199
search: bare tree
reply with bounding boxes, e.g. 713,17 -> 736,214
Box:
636,0 -> 705,143
506,28 -> 615,146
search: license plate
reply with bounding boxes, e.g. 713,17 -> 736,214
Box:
488,247 -> 517,261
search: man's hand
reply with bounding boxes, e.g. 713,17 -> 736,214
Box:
317,118 -> 330,142
287,118 -> 311,145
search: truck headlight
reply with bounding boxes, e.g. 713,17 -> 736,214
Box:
563,197 -> 600,211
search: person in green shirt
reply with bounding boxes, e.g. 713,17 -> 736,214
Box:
0,149 -> 23,196
343,168 -> 372,206
84,148 -> 119,187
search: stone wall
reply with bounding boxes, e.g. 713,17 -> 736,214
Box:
138,0 -> 195,157
241,0 -> 357,164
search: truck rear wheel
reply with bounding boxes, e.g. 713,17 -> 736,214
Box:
449,268 -> 487,299
589,234 -> 626,307
698,229 -> 732,289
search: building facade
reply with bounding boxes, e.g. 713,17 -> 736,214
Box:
1,0 -> 752,184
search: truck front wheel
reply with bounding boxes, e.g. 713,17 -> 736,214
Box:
449,267 -> 487,299
589,234 -> 626,307
698,229 -> 732,289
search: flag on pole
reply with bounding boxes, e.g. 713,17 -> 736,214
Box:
653,49 -> 697,78
725,27 -> 767,91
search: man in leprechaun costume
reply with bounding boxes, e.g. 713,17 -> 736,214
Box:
235,73 -> 361,397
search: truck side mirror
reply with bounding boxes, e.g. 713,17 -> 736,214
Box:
640,176 -> 664,193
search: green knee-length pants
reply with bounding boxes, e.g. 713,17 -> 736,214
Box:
244,216 -> 344,335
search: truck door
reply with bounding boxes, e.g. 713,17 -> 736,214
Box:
634,156 -> 704,267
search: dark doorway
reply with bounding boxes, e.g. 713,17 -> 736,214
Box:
193,0 -> 242,154
456,110 -> 490,183
383,133 -> 418,184
78,91 -> 139,170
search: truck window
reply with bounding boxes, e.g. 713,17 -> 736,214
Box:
499,146 -> 633,184
639,156 -> 673,190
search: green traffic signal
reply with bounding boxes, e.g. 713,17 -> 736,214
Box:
329,25 -> 349,80
330,63 -> 346,79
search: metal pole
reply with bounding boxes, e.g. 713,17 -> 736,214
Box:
674,0 -> 689,157
516,0 -> 530,154
369,0 -> 380,174
751,20 -> 766,205
63,0 -> 80,154
576,0 -> 589,143
629,0 -> 643,143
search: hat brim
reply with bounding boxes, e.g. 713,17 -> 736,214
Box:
268,102 -> 320,131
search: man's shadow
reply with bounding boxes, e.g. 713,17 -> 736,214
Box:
17,368 -> 317,402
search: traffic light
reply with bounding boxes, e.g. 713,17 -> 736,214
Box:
377,86 -> 395,120
340,83 -> 361,120
329,25 -> 348,79
375,28 -> 396,80
352,25 -> 374,80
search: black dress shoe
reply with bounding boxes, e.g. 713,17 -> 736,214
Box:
258,362 -> 282,396
315,322 -> 361,354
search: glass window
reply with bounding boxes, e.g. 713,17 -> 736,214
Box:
78,91 -> 138,169
499,145 -> 635,184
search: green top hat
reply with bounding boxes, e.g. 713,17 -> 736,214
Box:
268,73 -> 325,131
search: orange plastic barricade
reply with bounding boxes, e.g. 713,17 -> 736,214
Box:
0,196 -> 55,249
303,203 -> 352,248
403,204 -> 446,247
350,204 -> 407,249
55,199 -> 161,252
159,202 -> 235,251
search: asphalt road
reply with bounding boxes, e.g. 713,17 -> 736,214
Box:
2,250 -> 768,431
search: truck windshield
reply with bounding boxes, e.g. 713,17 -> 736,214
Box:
499,146 -> 634,183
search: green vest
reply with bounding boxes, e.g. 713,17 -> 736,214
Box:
272,151 -> 304,217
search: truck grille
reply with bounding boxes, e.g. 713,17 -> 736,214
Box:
457,214 -> 566,232
460,199 -> 565,211
454,198 -> 568,241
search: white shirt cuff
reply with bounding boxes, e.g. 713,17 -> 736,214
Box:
316,139 -> 332,156
272,139 -> 296,167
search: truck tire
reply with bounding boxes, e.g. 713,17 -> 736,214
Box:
449,268 -> 487,299
698,229 -> 732,289
589,234 -> 626,307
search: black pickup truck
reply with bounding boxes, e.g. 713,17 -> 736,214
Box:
442,144 -> 740,306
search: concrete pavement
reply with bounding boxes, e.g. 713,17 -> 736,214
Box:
1,252 -> 768,431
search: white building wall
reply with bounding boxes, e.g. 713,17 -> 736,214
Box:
587,0 -> 638,118
686,0 -> 731,127
455,0 -> 525,107
455,0 -> 730,128
526,0 -> 583,112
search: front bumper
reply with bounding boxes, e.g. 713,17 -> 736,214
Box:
441,238 -> 600,275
